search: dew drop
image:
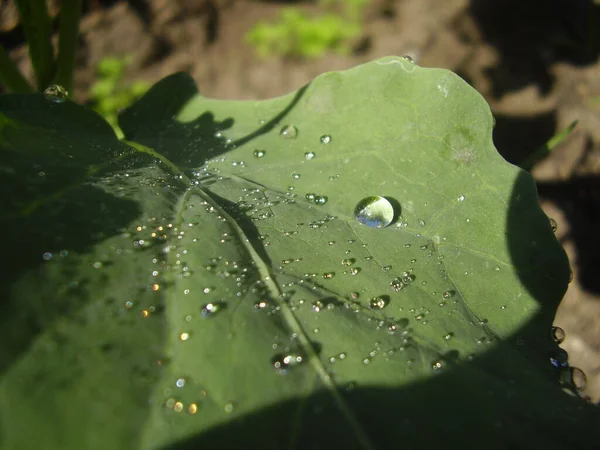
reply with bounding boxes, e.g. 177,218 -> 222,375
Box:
571,367 -> 587,390
354,196 -> 396,228
551,326 -> 565,344
549,348 -> 569,368
442,290 -> 455,299
305,152 -> 316,160
312,300 -> 324,312
253,149 -> 266,158
291,173 -> 301,179
370,295 -> 389,310
349,267 -> 361,276
272,353 -> 304,375
188,403 -> 199,414
443,333 -> 454,341
280,124 -> 298,139
305,193 -> 316,202
322,272 -> 335,279
458,195 -> 465,201
314,195 -> 328,205
549,218 -> 558,233
341,258 -> 356,266
201,301 -> 225,318
224,402 -> 234,413
44,84 -> 68,103
320,135 -> 332,144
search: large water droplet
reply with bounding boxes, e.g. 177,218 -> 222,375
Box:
354,196 -> 396,228
280,124 -> 298,139
44,84 -> 68,103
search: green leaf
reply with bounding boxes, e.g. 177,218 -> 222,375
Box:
1,57 -> 597,450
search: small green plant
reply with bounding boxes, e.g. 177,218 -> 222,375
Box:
245,0 -> 368,59
88,57 -> 149,137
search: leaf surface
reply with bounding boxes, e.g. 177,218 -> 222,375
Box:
1,57 -> 596,450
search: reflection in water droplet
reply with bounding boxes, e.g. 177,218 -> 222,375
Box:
354,196 -> 397,228
549,217 -> 558,233
305,152 -> 316,160
551,326 -> 565,344
253,149 -> 266,158
280,124 -> 298,139
44,84 -> 68,103
320,135 -> 332,144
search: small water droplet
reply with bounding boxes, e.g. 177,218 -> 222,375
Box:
354,196 -> 397,228
571,367 -> 587,390
370,295 -> 389,310
179,332 -> 190,341
314,195 -> 328,205
458,195 -> 465,201
305,193 -> 316,202
322,272 -> 335,279
253,149 -> 266,158
176,378 -> 186,388
312,300 -> 324,312
443,333 -> 454,341
549,348 -> 569,368
320,135 -> 332,144
44,84 -> 68,103
403,55 -> 414,63
272,353 -> 304,374
390,278 -> 405,291
432,360 -> 444,371
341,258 -> 355,266
224,402 -> 235,413
549,218 -> 558,233
305,152 -> 316,160
280,124 -> 298,139
442,290 -> 455,299
201,302 -> 225,318
349,267 -> 361,276
291,173 -> 301,179
551,326 -> 565,344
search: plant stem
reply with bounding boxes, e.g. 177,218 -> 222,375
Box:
14,0 -> 56,90
0,45 -> 34,93
55,0 -> 82,95
519,120 -> 578,171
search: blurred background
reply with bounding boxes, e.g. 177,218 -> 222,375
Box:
2,0 -> 600,402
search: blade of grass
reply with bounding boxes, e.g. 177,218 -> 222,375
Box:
15,0 -> 56,90
0,45 -> 34,93
519,120 -> 578,171
54,0 -> 82,94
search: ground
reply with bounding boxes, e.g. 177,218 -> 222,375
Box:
3,0 -> 600,402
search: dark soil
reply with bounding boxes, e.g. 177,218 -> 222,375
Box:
3,0 -> 600,402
